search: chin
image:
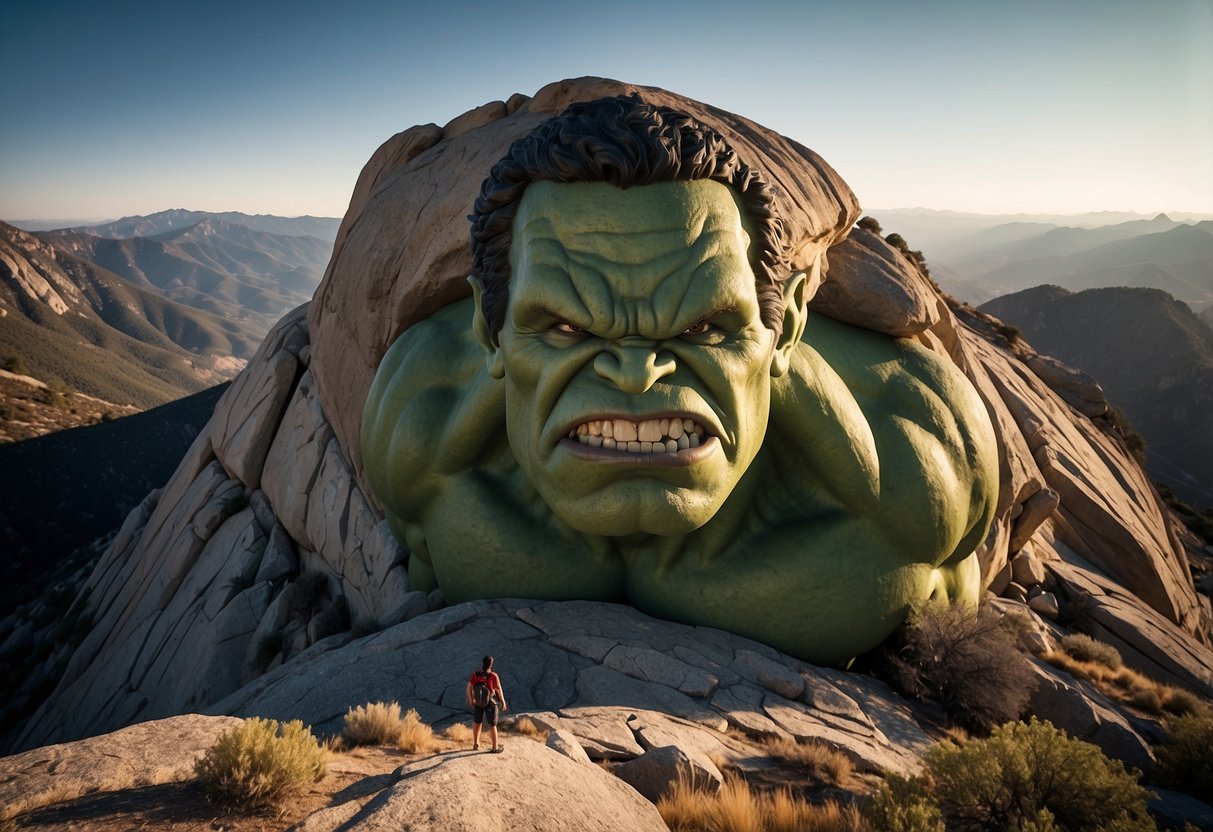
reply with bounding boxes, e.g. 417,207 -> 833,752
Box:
546,485 -> 723,538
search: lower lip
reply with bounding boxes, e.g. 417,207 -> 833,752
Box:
559,436 -> 719,466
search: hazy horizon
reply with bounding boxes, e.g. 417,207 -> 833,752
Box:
2,0 -> 1210,220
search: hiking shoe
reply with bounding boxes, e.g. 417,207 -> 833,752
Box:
472,743 -> 479,750
491,746 -> 504,753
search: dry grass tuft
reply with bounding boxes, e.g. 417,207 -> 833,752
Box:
761,736 -> 853,787
658,774 -> 866,832
1059,633 -> 1122,669
505,715 -> 548,740
341,701 -> 440,753
1045,649 -> 1210,718
0,780 -> 90,826
442,722 -> 474,743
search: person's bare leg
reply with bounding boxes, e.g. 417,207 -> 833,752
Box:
490,724 -> 499,751
472,721 -> 481,749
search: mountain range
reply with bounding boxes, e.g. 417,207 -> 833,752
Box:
874,210 -> 1213,310
0,210 -> 337,421
981,285 -> 1213,507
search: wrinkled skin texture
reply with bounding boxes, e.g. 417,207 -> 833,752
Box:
363,181 -> 997,665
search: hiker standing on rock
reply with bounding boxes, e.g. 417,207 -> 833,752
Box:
466,655 -> 507,752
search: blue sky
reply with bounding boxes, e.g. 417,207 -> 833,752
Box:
1,0 -> 1210,221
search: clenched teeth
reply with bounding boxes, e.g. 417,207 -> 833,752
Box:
568,418 -> 705,454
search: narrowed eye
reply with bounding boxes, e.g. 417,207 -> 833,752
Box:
683,320 -> 717,335
552,322 -> 584,334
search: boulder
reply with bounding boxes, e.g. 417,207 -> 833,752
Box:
1027,661 -> 1155,773
0,715 -> 242,813
612,744 -> 723,804
334,735 -> 668,832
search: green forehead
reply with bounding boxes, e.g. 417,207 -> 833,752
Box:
513,179 -> 751,250
507,180 -> 758,315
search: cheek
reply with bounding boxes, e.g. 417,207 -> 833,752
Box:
503,340 -> 595,421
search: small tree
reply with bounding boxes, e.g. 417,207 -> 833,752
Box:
2,355 -> 27,375
857,216 -> 883,234
889,603 -> 1036,732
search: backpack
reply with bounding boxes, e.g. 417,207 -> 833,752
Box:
471,672 -> 494,708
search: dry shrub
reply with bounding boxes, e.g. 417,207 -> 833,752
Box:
442,722 -> 474,743
194,717 -> 327,811
1059,633 -> 1123,669
505,715 -> 548,739
396,708 -> 441,754
658,774 -> 865,832
342,701 -> 439,753
343,701 -> 407,746
1162,687 -> 1208,717
862,774 -> 944,832
889,603 -> 1036,732
1045,649 -> 1184,717
761,736 -> 853,787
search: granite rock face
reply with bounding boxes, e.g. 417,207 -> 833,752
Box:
11,76 -> 1212,760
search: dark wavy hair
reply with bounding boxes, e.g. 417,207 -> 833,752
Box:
469,94 -> 790,344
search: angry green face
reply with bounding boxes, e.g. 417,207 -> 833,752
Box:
475,180 -> 806,538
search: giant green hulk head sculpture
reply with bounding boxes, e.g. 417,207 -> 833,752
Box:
362,95 -> 997,664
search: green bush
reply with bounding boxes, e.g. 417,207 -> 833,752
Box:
862,774 -> 944,832
889,603 -> 1036,732
1,355 -> 27,375
857,216 -> 883,234
1157,710 -> 1213,799
924,718 -> 1153,831
194,717 -> 327,811
1059,633 -> 1123,670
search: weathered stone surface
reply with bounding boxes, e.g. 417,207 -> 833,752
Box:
1050,558 -> 1213,697
336,736 -> 668,832
210,305 -> 307,489
545,729 -> 591,763
261,368 -> 333,548
812,227 -> 940,337
1147,787 -> 1213,832
734,648 -> 805,701
613,744 -> 723,803
1011,549 -> 1048,587
1027,661 -> 1155,772
0,715 -> 242,810
1028,591 -> 1060,619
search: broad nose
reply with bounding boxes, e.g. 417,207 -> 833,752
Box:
592,338 -> 676,394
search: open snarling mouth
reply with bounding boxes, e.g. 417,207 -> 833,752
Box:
564,416 -> 709,455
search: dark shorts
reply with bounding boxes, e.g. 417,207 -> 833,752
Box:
473,703 -> 498,726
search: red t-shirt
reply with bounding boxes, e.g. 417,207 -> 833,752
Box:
469,670 -> 501,692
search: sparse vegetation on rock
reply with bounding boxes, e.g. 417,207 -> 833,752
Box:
870,718 -> 1155,832
658,775 -> 865,832
1156,708 -> 1213,799
342,700 -> 439,753
193,717 -> 327,811
888,603 -> 1036,732
1059,632 -> 1123,669
761,736 -> 853,788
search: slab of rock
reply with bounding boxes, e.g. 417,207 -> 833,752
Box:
199,600 -> 930,777
336,736 -> 668,831
0,714 -> 242,812
545,729 -> 591,764
613,744 -> 723,803
1027,660 -> 1155,773
811,226 -> 940,337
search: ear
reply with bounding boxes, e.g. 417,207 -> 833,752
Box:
469,276 -> 505,379
770,253 -> 824,378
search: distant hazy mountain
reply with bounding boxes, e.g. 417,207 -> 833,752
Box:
0,221 -> 251,409
39,218 -> 330,341
60,208 -> 340,242
981,285 -> 1213,506
971,222 -> 1213,306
